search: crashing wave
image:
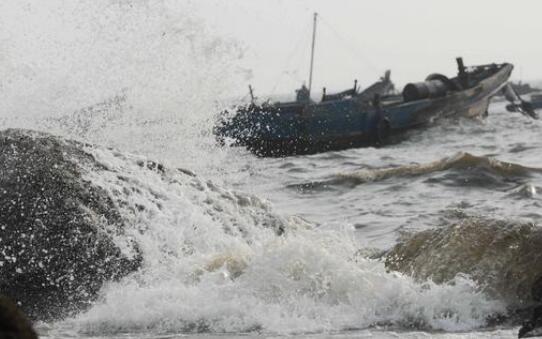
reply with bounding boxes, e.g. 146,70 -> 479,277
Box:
0,128 -> 286,321
0,129 -> 517,335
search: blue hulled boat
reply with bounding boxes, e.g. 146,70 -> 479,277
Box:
215,58 -> 513,157
214,14 -> 516,157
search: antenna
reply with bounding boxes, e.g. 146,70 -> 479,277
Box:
308,12 -> 318,97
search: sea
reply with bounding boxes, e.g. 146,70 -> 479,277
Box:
1,2 -> 542,338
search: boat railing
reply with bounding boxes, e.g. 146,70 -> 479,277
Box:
465,63 -> 502,74
322,88 -> 357,102
321,79 -> 358,102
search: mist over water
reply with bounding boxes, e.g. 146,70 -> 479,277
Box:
0,0 -> 250,177
2,1 -> 542,339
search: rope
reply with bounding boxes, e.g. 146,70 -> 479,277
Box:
268,13 -> 384,97
269,21 -> 312,96
318,15 -> 382,74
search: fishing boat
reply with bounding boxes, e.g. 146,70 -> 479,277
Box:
214,14 -> 517,157
505,87 -> 542,118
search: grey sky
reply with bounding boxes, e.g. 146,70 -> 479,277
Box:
199,0 -> 542,96
1,0 -> 541,116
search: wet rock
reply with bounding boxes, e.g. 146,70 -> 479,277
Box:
0,295 -> 38,339
384,216 -> 542,335
0,129 -> 142,321
518,305 -> 542,338
385,217 -> 542,307
518,277 -> 542,338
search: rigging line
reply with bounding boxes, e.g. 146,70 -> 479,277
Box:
269,26 -> 311,96
269,21 -> 313,96
318,15 -> 382,74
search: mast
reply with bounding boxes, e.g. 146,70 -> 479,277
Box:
308,12 -> 318,97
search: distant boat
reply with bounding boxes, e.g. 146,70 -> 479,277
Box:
498,81 -> 541,96
214,14 -> 516,157
503,84 -> 540,119
527,93 -> 542,110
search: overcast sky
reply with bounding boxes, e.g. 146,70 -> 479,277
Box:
197,0 -> 542,96
2,0 -> 542,114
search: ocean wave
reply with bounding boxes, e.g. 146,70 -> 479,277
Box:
19,140 -> 500,336
53,147 -> 506,334
291,152 -> 541,192
0,130 -> 514,336
61,229 -> 502,336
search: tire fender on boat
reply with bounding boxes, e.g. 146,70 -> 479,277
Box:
425,73 -> 460,91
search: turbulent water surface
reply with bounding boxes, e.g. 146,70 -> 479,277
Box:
16,101 -> 542,339
2,2 -> 542,339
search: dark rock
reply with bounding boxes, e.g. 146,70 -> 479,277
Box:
0,129 -> 142,321
384,216 -> 542,334
518,277 -> 542,338
0,295 -> 37,339
518,305 -> 542,338
385,217 -> 542,307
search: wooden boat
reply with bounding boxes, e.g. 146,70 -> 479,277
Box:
215,58 -> 513,157
214,14 -> 515,157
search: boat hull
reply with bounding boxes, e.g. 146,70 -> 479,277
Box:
218,63 -> 513,157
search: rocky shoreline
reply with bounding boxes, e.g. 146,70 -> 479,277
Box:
0,129 -> 142,321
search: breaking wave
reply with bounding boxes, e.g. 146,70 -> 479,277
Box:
291,152 -> 541,191
36,143 -> 506,336
0,0 -> 249,177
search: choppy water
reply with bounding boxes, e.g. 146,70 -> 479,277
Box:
2,2 -> 542,338
18,101 -> 534,338
224,102 -> 542,248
